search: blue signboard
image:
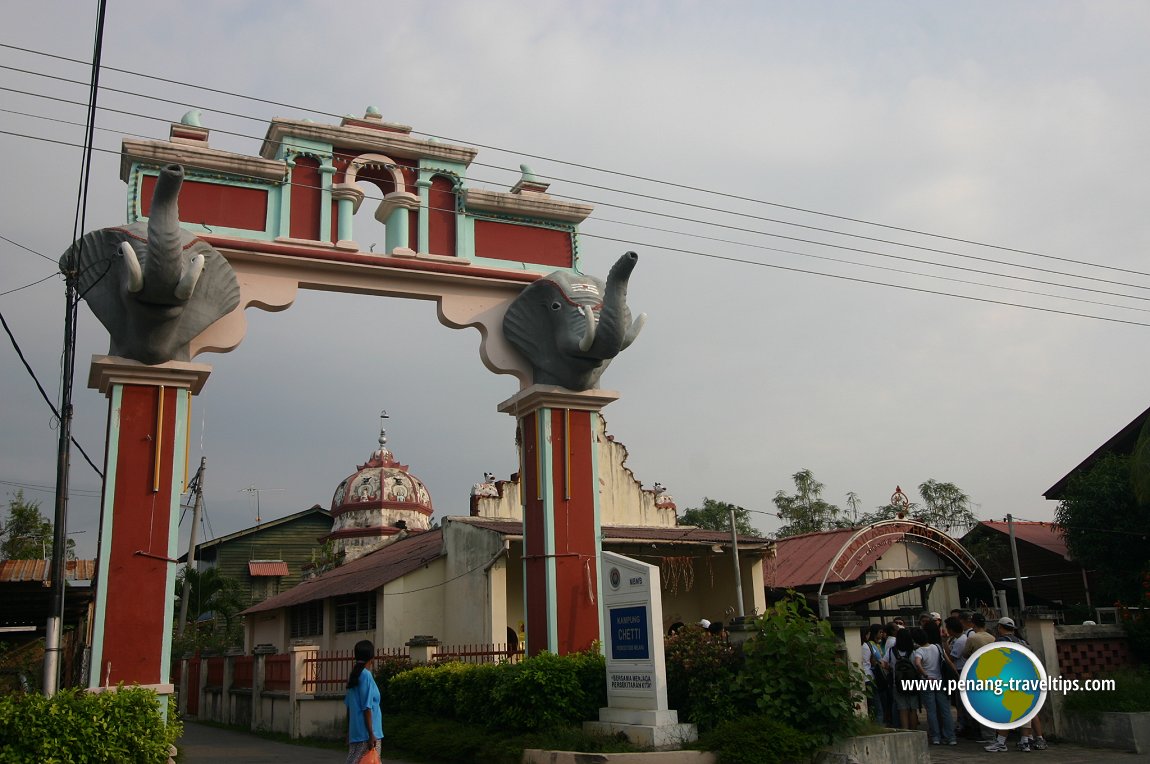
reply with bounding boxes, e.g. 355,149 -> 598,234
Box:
609,605 -> 650,661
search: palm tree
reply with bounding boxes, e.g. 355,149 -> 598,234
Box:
174,567 -> 245,641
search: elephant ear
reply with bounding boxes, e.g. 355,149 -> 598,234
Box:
502,278 -> 556,369
61,225 -> 144,339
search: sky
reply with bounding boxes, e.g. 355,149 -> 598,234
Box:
2,1 -> 1150,559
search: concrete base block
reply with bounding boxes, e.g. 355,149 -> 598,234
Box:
1063,711 -> 1150,754
528,746 -> 712,763
597,707 -> 681,727
816,729 -> 930,764
583,720 -> 698,749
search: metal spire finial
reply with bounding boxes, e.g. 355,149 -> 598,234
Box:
379,410 -> 389,447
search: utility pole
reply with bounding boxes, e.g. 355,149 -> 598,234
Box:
177,458 -> 206,638
1006,513 -> 1027,619
43,261 -> 79,696
729,506 -> 745,618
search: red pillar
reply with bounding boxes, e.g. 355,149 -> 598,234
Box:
87,356 -> 211,693
499,386 -> 619,656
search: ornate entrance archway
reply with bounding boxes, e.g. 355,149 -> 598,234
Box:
815,519 -> 995,618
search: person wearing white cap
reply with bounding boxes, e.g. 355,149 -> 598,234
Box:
698,619 -> 711,629
983,617 -> 1047,753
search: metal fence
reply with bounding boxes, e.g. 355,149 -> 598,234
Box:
434,642 -> 524,665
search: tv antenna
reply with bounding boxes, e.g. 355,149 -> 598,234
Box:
239,484 -> 284,526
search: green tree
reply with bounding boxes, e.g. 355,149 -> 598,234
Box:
773,469 -> 846,538
916,479 -> 977,533
1056,453 -> 1150,605
857,480 -> 976,534
173,567 -> 245,649
0,490 -> 74,561
679,497 -> 757,536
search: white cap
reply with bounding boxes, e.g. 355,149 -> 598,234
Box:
698,619 -> 711,628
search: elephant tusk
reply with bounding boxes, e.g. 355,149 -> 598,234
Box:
121,241 -> 144,294
620,312 -> 646,351
173,253 -> 205,301
578,304 -> 597,353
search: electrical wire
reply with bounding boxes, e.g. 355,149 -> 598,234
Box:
3,41 -> 1144,283
1,273 -> 59,297
0,308 -> 103,477
2,77 -> 1149,325
2,81 -> 1147,301
1,51 -> 1147,289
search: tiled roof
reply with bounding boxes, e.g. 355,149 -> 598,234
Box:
248,560 -> 289,577
241,517 -> 775,616
0,559 -> 96,584
765,528 -> 871,588
974,521 -> 1070,560
241,530 -> 445,614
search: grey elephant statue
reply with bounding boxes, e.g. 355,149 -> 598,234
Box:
62,164 -> 240,365
502,251 -> 646,390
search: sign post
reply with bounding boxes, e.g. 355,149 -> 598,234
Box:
585,551 -> 696,747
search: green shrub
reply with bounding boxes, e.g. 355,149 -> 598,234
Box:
735,595 -> 865,744
1064,668 -> 1150,713
699,715 -> 819,764
0,686 -> 181,763
489,651 -> 601,731
380,650 -> 606,732
664,625 -> 742,732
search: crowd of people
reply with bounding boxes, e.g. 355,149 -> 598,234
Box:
863,610 -> 1048,752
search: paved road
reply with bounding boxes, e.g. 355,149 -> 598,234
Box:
178,721 -> 422,764
927,735 -> 1142,763
179,719 -> 1142,763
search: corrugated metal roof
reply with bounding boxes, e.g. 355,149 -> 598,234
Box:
823,573 -> 938,607
242,529 -> 445,614
976,521 -> 1070,560
0,559 -> 96,584
765,528 -> 875,588
248,560 -> 289,577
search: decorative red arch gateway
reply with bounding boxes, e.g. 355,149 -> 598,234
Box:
83,108 -> 619,695
815,519 -> 996,618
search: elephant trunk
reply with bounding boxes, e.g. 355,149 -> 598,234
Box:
137,164 -> 202,304
583,251 -> 638,359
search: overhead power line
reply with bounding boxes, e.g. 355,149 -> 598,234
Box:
0,43 -> 1145,283
1,124 -> 1148,329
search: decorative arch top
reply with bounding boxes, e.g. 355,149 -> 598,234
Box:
816,519 -> 995,599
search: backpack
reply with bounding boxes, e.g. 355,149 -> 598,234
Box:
893,649 -> 918,688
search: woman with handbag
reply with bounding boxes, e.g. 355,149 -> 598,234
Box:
345,640 -> 384,764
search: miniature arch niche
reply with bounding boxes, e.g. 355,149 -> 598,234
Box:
336,152 -> 420,253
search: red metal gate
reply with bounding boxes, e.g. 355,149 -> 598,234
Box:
185,656 -> 200,716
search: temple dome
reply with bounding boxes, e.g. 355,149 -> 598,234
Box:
326,416 -> 433,562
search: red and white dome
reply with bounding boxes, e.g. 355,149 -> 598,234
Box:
326,416 -> 433,562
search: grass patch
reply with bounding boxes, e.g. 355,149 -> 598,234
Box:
1063,668 -> 1150,714
382,714 -> 645,764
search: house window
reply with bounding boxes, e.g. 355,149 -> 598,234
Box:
334,593 -> 376,633
290,601 -> 324,638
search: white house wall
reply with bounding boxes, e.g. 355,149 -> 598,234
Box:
442,520 -> 512,645
379,557 -> 448,648
869,541 -> 961,617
